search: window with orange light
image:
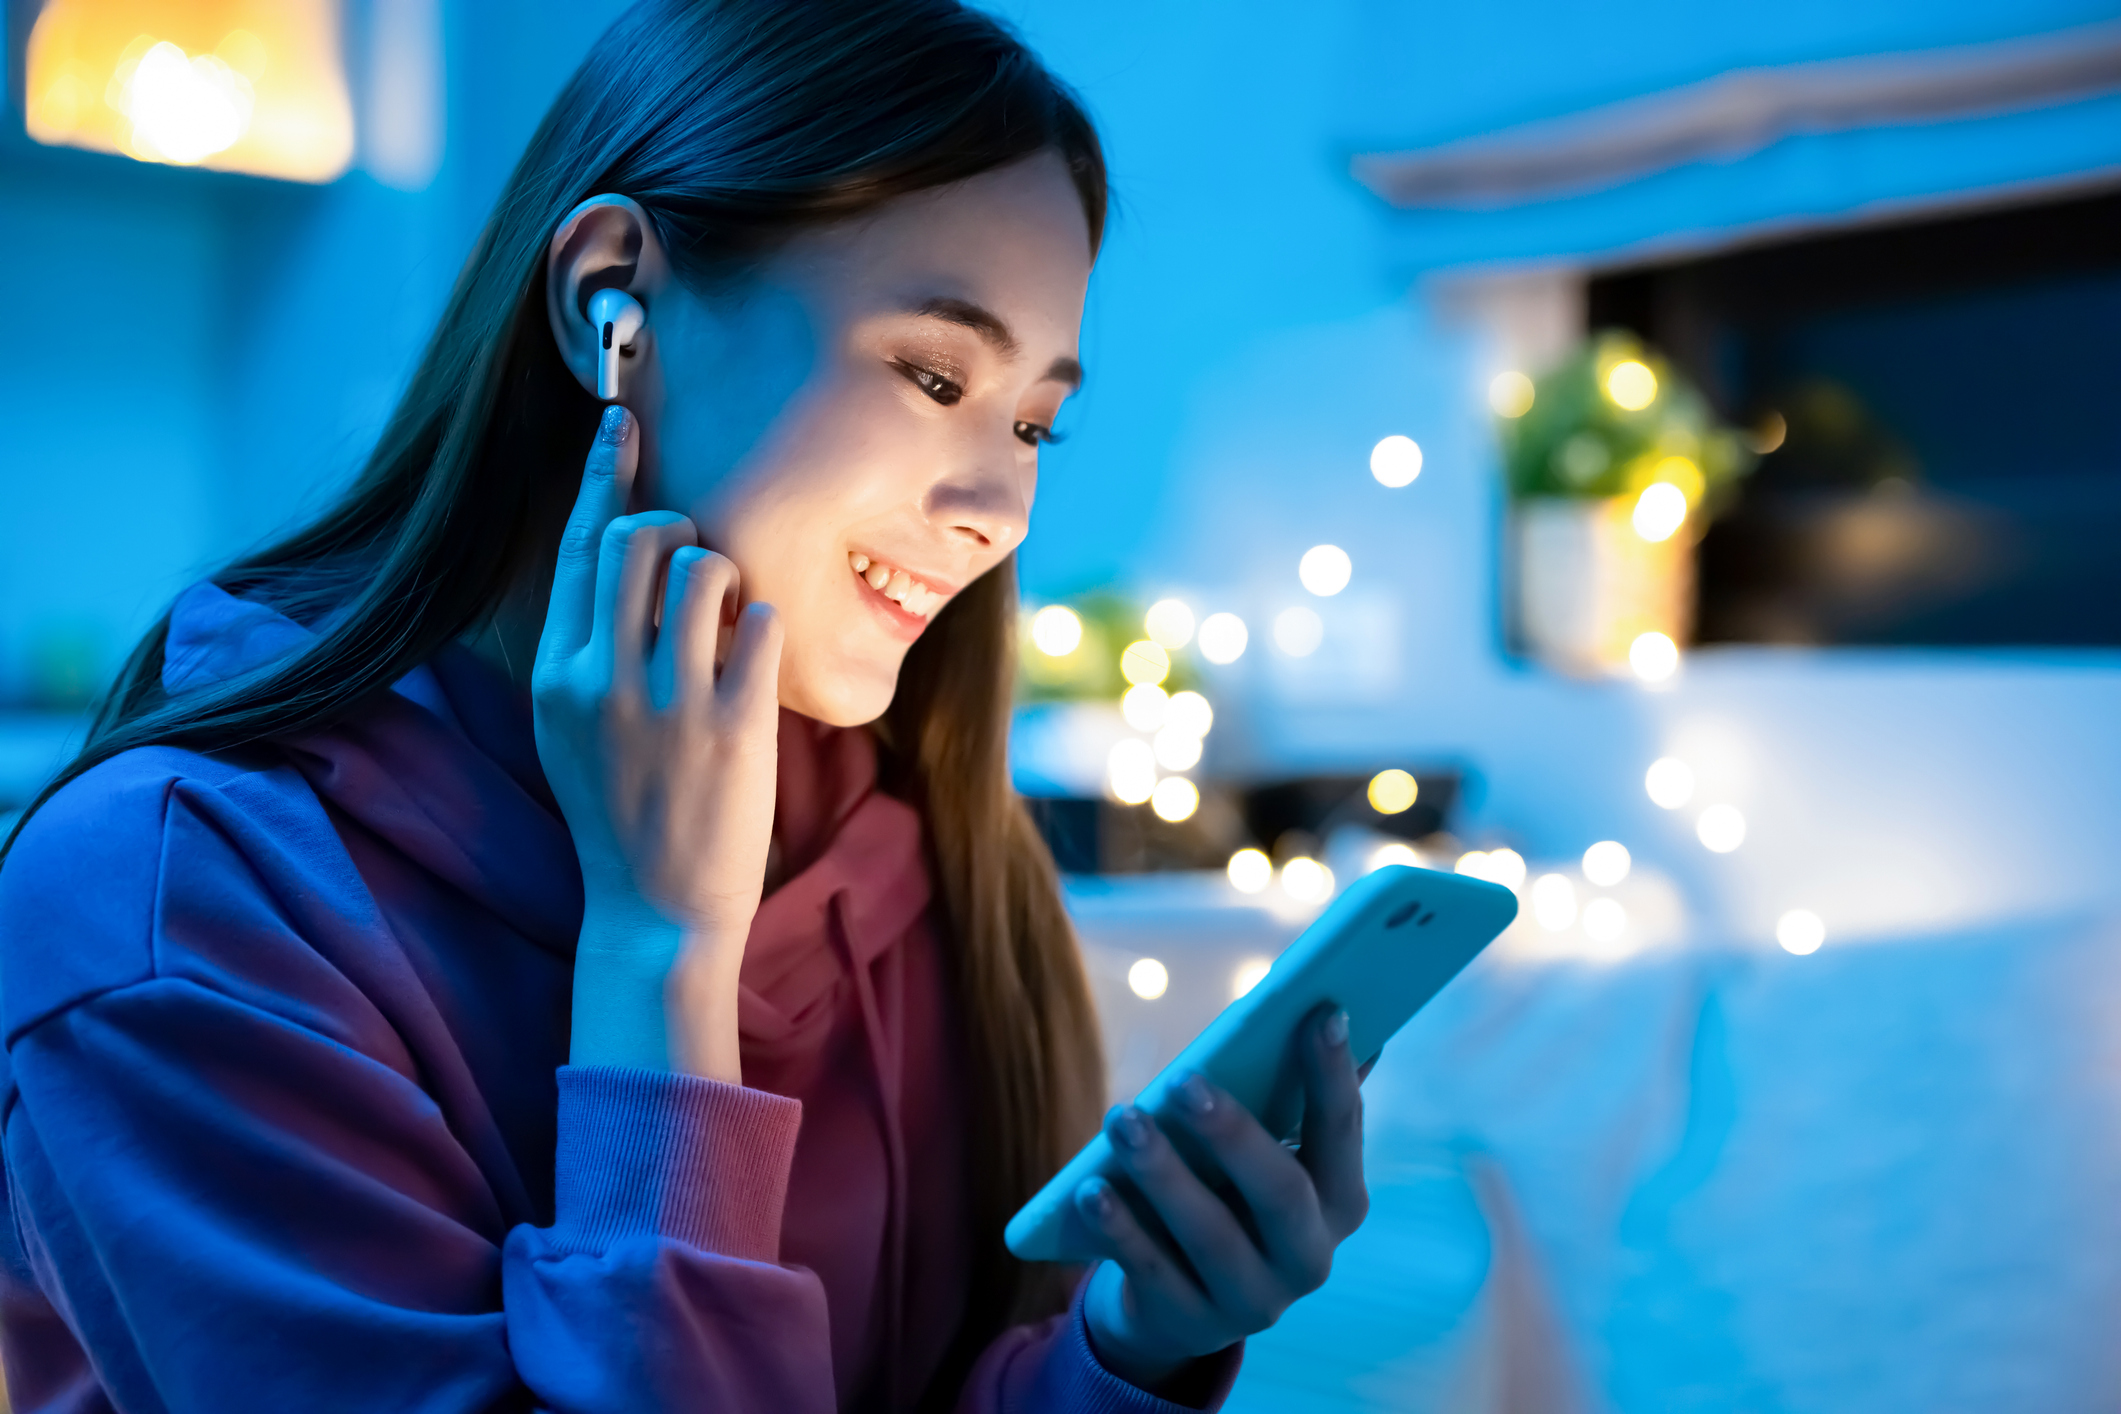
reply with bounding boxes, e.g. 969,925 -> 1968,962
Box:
24,0 -> 354,183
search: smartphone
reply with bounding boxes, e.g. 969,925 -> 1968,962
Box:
1005,863 -> 1518,1263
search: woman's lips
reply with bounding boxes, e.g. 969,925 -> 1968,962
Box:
848,551 -> 950,617
848,551 -> 952,639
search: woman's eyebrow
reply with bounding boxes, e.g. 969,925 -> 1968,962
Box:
908,296 -> 1084,388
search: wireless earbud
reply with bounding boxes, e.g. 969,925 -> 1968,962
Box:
587,288 -> 646,401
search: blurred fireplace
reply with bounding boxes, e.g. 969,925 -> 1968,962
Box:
1586,186 -> 2121,647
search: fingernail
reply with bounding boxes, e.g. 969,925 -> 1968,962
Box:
1323,1008 -> 1350,1048
1113,1106 -> 1150,1149
597,403 -> 630,443
1178,1072 -> 1215,1117
1076,1179 -> 1114,1219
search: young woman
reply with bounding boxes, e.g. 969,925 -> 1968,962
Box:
0,2 -> 1370,1409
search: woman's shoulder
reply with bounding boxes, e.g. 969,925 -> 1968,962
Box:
0,742 -> 350,1042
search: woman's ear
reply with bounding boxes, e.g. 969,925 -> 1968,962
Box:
545,194 -> 673,403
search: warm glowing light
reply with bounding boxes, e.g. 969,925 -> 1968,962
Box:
1455,850 -> 1487,877
1031,605 -> 1082,656
1582,897 -> 1627,942
1227,848 -> 1273,893
1164,690 -> 1214,738
1153,727 -> 1203,772
1150,776 -> 1200,823
1298,544 -> 1353,597
1121,684 -> 1168,732
1145,599 -> 1196,650
1604,360 -> 1658,411
1489,371 -> 1535,418
1631,482 -> 1688,542
1697,804 -> 1746,853
1120,639 -> 1171,687
1776,909 -> 1825,955
1650,455 -> 1705,503
1107,740 -> 1156,805
1645,757 -> 1695,809
1630,631 -> 1679,682
1582,841 -> 1631,887
25,1 -> 355,182
1748,412 -> 1787,455
1281,857 -> 1334,903
1368,842 -> 1422,872
1274,606 -> 1324,657
1128,957 -> 1169,1000
1370,435 -> 1423,488
1531,873 -> 1577,930
1232,957 -> 1273,998
1197,613 -> 1249,665
1367,769 -> 1419,815
122,41 -> 252,163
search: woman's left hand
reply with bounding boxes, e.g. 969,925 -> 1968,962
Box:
1074,1004 -> 1371,1394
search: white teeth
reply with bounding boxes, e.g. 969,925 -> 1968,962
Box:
852,554 -> 939,617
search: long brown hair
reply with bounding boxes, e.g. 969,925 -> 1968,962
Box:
3,0 -> 1105,1385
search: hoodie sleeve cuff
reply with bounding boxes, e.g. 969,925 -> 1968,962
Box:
1046,1275 -> 1245,1413
548,1064 -> 803,1263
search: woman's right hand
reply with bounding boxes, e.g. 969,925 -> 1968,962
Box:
532,404 -> 784,1080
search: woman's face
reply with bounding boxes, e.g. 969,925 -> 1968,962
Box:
569,152 -> 1092,727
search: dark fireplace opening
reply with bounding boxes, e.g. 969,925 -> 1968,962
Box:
1587,185 -> 2121,648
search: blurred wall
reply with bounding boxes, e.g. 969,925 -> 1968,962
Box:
6,0 -> 2120,943
994,0 -> 2121,945
0,0 -> 627,706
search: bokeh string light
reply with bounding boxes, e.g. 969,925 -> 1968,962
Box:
1227,847 -> 1273,893
1280,856 -> 1334,903
1370,435 -> 1423,488
1366,769 -> 1418,815
1582,840 -> 1631,886
1630,631 -> 1679,682
1274,606 -> 1324,657
1697,804 -> 1746,853
1603,359 -> 1658,411
1368,842 -> 1422,871
1298,544 -> 1352,597
1645,757 -> 1695,809
1144,598 -> 1195,649
1197,612 -> 1249,664
1777,909 -> 1825,955
1121,683 -> 1168,731
1150,775 -> 1200,822
1030,604 -> 1082,656
1489,370 -> 1535,418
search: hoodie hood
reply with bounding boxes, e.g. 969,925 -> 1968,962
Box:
161,580 -> 583,952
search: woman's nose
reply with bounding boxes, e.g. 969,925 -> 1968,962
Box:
925,454 -> 1031,552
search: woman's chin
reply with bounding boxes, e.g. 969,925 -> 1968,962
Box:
778,655 -> 903,729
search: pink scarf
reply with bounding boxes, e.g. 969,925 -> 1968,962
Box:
738,710 -> 975,1411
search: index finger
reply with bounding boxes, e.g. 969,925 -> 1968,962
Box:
541,404 -> 638,661
1297,1006 -> 1368,1239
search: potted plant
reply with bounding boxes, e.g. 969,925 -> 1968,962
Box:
1496,332 -> 1754,676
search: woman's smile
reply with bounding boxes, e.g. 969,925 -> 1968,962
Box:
847,550 -> 956,638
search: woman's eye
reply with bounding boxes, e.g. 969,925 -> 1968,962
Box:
894,360 -> 963,407
1014,420 -> 1065,447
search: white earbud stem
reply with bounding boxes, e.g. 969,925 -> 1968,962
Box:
586,288 -> 647,401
